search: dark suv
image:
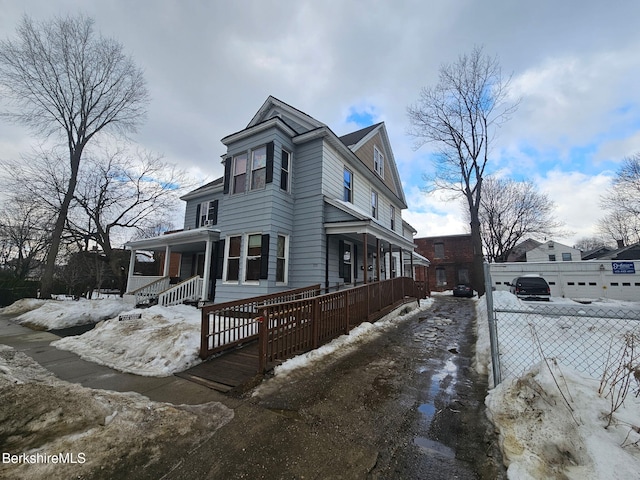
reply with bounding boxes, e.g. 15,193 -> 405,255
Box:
508,276 -> 551,301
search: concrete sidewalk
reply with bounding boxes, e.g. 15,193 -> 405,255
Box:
0,314 -> 226,405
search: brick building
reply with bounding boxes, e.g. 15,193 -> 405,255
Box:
414,234 -> 475,293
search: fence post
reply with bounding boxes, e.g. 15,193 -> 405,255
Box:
312,297 -> 320,349
345,291 -> 350,334
483,262 -> 502,386
200,309 -> 209,359
258,307 -> 269,373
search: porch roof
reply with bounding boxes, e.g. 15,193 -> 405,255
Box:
124,227 -> 220,253
407,251 -> 431,267
324,197 -> 416,251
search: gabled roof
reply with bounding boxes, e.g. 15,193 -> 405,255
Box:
181,177 -> 223,200
339,123 -> 382,148
247,96 -> 325,133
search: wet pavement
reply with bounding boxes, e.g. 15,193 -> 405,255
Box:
167,295 -> 506,479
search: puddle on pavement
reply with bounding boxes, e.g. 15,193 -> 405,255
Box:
414,354 -> 459,456
413,436 -> 455,458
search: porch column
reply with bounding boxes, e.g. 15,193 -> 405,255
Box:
375,238 -> 381,281
163,245 -> 172,277
399,248 -> 404,277
362,233 -> 368,284
126,248 -> 136,293
201,239 -> 213,301
410,251 -> 415,280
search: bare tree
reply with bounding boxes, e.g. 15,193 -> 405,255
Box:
477,177 -> 562,262
600,154 -> 640,247
407,46 -> 518,294
0,14 -> 149,297
0,195 -> 51,280
68,146 -> 187,280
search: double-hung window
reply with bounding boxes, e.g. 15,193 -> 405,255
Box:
245,233 -> 263,282
280,150 -> 291,191
374,146 -> 384,177
343,167 -> 353,203
371,190 -> 378,218
232,154 -> 248,194
390,205 -> 396,230
225,236 -> 242,282
250,146 -> 267,190
276,235 -> 288,283
198,200 -> 218,227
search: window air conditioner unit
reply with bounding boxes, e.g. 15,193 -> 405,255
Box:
204,220 -> 215,226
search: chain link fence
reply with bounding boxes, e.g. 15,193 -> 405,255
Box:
484,264 -> 640,385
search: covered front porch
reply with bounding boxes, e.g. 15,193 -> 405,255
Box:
323,198 -> 430,292
123,227 -> 220,306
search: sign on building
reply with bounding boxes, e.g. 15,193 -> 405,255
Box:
612,262 -> 636,274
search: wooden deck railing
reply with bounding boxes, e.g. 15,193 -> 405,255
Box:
199,284 -> 321,359
129,276 -> 170,306
258,277 -> 425,372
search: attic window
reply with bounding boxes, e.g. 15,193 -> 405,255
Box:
373,146 -> 384,178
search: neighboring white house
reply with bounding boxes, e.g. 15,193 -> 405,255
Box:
525,240 -> 581,263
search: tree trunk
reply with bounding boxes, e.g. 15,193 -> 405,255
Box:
39,148 -> 83,298
470,219 -> 486,297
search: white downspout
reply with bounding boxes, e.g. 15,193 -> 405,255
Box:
201,239 -> 213,301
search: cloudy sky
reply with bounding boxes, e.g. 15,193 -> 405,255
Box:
1,0 -> 639,247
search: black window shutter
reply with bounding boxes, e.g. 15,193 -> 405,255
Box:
211,199 -> 218,225
338,240 -> 344,278
353,245 -> 358,280
223,158 -> 231,193
265,142 -> 274,184
260,234 -> 270,279
195,203 -> 201,227
215,239 -> 225,279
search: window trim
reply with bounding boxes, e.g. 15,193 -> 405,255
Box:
223,235 -> 242,283
343,167 -> 353,203
280,149 -> 291,192
250,146 -> 267,191
390,205 -> 396,231
373,145 -> 384,178
276,234 -> 289,285
371,190 -> 378,219
244,232 -> 263,283
232,153 -> 248,194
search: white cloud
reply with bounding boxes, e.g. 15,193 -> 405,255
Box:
534,170 -> 614,246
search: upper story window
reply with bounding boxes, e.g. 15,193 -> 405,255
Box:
232,153 -> 247,194
562,253 -> 572,261
434,242 -> 445,259
343,167 -> 353,203
198,200 -> 218,227
250,146 -> 267,190
549,254 -> 556,261
373,146 -> 384,178
280,150 -> 291,192
371,190 -> 378,218
390,205 -> 396,230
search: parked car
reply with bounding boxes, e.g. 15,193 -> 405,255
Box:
452,284 -> 474,298
507,276 -> 551,301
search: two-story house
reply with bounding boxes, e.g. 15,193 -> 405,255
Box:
124,96 -> 429,305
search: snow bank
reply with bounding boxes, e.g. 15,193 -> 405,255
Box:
5,298 -> 131,330
486,362 -> 640,479
52,304 -> 202,376
0,345 -> 233,480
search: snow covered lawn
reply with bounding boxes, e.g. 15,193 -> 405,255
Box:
477,292 -> 640,479
3,297 -> 132,330
2,298 -> 203,377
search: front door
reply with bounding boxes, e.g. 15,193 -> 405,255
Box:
343,241 -> 354,284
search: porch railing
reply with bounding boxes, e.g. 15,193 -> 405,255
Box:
258,276 -> 424,372
199,284 -> 321,359
129,276 -> 170,306
158,275 -> 203,307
